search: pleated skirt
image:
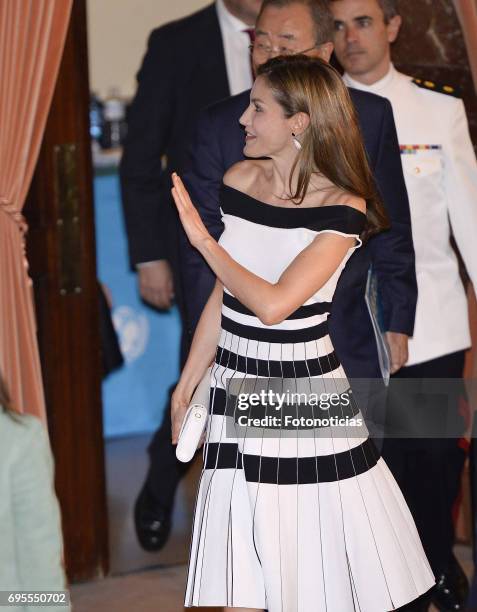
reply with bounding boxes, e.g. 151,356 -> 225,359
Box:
184,327 -> 435,611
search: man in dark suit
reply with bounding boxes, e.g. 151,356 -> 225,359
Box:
120,0 -> 262,551
182,0 -> 417,387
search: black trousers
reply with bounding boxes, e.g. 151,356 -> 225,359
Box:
382,350 -> 467,577
142,222 -> 197,513
145,382 -> 196,512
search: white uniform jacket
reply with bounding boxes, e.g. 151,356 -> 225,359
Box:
344,65 -> 477,366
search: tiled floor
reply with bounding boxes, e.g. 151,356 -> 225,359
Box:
71,564 -> 191,612
71,433 -> 211,611
104,434 -> 202,574
70,434 -> 475,611
70,552 -> 473,612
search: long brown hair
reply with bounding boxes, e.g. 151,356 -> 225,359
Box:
256,55 -> 390,241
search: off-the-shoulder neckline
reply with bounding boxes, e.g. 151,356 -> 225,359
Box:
221,182 -> 367,218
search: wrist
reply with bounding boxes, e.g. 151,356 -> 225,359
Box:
177,369 -> 201,397
198,234 -> 216,255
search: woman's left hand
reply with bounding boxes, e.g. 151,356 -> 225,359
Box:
171,173 -> 210,249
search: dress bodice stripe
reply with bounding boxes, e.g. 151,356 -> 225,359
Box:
223,290 -> 332,319
220,182 -> 367,234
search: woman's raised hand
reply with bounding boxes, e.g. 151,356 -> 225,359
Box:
171,173 -> 210,249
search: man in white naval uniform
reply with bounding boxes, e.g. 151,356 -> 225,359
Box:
330,0 -> 477,610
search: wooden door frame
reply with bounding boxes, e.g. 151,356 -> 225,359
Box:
24,0 -> 109,582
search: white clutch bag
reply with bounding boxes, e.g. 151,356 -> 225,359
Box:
176,366 -> 211,463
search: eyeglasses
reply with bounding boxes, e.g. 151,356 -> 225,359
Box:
249,42 -> 318,57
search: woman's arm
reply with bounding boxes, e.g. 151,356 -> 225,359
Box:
171,278 -> 223,443
172,173 -> 360,325
200,232 -> 355,325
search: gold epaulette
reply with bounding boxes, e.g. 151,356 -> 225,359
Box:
412,77 -> 461,98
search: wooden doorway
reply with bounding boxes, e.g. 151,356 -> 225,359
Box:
23,0 -> 108,582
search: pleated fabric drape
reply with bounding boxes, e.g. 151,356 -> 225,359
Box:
0,0 -> 72,421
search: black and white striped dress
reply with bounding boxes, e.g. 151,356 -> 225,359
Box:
184,184 -> 434,611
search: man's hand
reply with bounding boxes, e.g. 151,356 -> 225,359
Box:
138,260 -> 174,309
385,331 -> 409,374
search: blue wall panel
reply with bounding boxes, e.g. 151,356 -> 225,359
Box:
94,171 -> 181,438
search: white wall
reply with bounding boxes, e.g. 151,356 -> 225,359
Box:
87,0 -> 210,100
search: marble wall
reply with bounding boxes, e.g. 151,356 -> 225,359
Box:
392,0 -> 477,145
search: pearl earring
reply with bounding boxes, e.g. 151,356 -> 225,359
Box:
292,132 -> 302,150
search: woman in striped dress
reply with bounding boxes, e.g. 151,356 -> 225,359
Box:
170,55 -> 434,611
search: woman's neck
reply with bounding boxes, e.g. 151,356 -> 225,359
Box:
267,151 -> 300,199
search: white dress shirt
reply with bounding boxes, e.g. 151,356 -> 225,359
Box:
344,64 -> 477,366
216,0 -> 254,96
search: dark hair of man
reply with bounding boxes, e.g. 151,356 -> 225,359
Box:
378,0 -> 399,23
257,0 -> 335,45
328,0 -> 399,24
256,54 -> 390,240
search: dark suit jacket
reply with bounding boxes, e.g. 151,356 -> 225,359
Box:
181,88 -> 418,379
119,3 -> 229,268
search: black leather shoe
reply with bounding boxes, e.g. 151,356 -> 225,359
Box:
134,484 -> 172,552
431,555 -> 469,611
449,553 -> 470,605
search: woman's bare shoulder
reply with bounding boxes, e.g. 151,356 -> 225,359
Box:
223,160 -> 267,192
328,188 -> 366,214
